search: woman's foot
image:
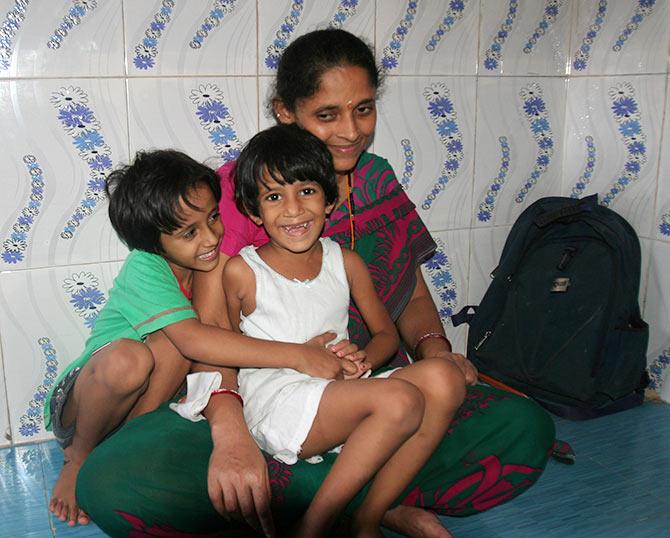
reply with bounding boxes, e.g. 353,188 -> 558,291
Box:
49,457 -> 90,527
382,505 -> 452,538
349,522 -> 384,538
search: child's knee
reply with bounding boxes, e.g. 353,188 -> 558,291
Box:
96,340 -> 154,393
418,357 -> 467,408
378,379 -> 424,433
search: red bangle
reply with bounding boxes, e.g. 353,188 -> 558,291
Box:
413,332 -> 452,358
211,388 -> 244,407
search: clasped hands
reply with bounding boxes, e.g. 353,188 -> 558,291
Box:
303,331 -> 371,380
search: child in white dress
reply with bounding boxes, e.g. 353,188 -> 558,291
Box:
223,124 -> 466,538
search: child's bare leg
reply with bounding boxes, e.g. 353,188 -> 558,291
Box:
126,329 -> 192,419
49,339 -> 157,526
294,378 -> 424,538
364,357 -> 466,538
50,332 -> 193,526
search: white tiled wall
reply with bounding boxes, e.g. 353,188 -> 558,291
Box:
1,0 -> 669,447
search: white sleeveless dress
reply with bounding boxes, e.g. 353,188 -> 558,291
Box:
237,237 -> 350,464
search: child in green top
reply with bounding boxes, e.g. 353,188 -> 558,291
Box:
45,149 -> 361,529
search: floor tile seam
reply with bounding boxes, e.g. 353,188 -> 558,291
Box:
579,453 -> 670,509
37,444 -> 57,536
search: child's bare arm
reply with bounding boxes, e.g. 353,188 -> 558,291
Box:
221,255 -> 254,333
343,250 -> 400,370
193,252 -> 232,329
192,255 -> 275,537
165,255 -> 351,379
162,316 -> 347,378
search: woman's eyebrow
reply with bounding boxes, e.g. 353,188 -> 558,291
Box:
314,104 -> 339,112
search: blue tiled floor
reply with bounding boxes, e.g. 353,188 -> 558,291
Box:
1,401 -> 669,537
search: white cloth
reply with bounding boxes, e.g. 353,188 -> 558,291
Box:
169,371 -> 222,422
237,237 -> 350,464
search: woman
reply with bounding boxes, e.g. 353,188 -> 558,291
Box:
76,29 -> 554,538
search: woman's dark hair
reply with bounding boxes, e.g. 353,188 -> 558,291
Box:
274,28 -> 380,112
234,124 -> 338,218
105,149 -> 221,254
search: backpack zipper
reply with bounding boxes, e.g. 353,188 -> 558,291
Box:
474,330 -> 492,351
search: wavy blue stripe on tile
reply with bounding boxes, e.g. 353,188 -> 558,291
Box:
190,0 -> 238,49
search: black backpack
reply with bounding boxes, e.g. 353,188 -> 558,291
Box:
453,195 -> 649,420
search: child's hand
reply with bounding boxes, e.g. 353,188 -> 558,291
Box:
297,341 -> 355,379
327,338 -> 359,359
327,339 -> 371,379
342,356 -> 371,380
340,350 -> 372,380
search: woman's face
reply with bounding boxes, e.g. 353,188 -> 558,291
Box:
276,65 -> 377,176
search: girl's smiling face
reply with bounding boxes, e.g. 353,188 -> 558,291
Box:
275,65 -> 377,177
159,183 -> 223,281
250,170 -> 335,255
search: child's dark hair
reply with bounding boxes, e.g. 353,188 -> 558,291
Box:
105,149 -> 221,253
235,124 -> 338,218
273,28 -> 380,113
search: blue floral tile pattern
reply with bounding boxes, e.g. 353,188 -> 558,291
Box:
1,156 -> 44,265
601,82 -> 646,207
327,0 -> 359,29
63,271 -> 106,329
523,0 -> 562,54
483,0 -> 518,71
477,136 -> 510,222
189,0 -> 238,50
425,0 -> 469,52
17,337 -> 59,438
612,0 -> 655,52
572,0 -> 608,71
47,0 -> 97,50
659,212 -> 670,236
515,82 -> 554,203
570,136 -> 596,198
264,0 -> 304,70
421,82 -> 463,211
422,238 -> 457,323
190,84 -> 242,163
648,347 -> 669,392
51,86 -> 113,239
132,0 -> 175,70
380,0 -> 417,72
0,0 -> 30,70
399,138 -> 415,190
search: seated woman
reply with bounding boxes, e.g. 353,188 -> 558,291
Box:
76,29 -> 555,538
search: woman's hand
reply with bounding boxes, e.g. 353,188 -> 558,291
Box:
207,432 -> 275,538
200,367 -> 275,538
431,350 -> 478,386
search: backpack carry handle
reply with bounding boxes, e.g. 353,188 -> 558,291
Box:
451,305 -> 477,327
534,194 -> 598,228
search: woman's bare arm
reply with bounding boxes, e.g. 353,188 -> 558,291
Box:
192,255 -> 275,537
396,267 -> 478,385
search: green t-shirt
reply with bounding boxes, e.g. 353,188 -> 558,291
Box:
44,250 -> 197,429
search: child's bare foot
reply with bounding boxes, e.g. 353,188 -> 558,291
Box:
49,458 -> 90,527
382,505 -> 452,538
